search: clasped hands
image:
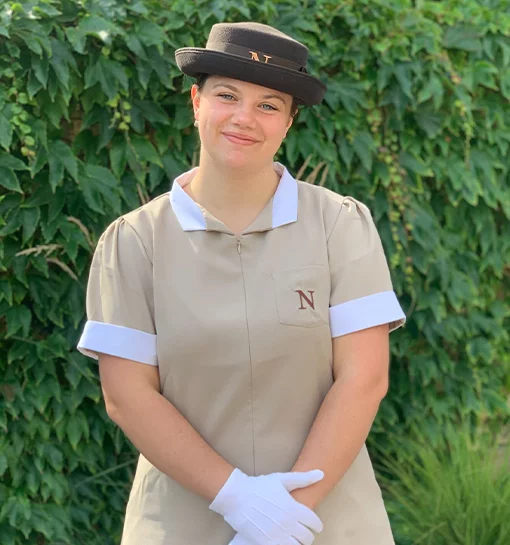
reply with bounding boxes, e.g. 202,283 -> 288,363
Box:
209,468 -> 324,545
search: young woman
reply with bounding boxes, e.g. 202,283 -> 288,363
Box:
77,22 -> 406,545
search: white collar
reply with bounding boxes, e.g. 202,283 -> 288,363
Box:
169,162 -> 298,232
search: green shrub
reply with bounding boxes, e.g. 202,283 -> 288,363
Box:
0,0 -> 509,543
377,424 -> 510,545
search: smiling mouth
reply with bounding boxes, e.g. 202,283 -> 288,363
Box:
222,132 -> 259,145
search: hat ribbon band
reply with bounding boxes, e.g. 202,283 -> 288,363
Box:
211,43 -> 307,72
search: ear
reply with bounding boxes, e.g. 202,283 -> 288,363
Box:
191,84 -> 200,121
284,113 -> 294,136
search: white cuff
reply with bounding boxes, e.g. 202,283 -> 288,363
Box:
329,290 -> 406,337
77,320 -> 158,366
209,468 -> 246,515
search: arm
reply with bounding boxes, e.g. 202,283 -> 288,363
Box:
99,353 -> 234,501
100,353 -> 325,545
289,323 -> 390,509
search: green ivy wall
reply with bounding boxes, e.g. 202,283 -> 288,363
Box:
0,1 -> 509,543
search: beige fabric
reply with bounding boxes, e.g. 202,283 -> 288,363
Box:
77,163 -> 405,545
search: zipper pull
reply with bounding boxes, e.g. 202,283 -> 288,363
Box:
236,237 -> 242,254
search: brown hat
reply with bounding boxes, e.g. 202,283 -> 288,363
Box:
175,22 -> 326,106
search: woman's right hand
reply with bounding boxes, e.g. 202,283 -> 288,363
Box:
209,468 -> 325,545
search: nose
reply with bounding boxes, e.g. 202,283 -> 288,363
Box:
230,102 -> 256,129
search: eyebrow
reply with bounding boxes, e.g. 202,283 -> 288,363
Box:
211,83 -> 288,105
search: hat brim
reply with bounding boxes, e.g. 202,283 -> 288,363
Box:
175,48 -> 326,106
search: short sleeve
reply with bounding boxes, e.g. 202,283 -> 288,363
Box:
77,217 -> 157,365
328,197 -> 406,338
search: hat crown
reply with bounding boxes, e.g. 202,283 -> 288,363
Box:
206,22 -> 308,68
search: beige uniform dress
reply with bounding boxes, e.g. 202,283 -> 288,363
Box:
77,162 -> 406,545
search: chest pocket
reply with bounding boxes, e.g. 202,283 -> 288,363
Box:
271,266 -> 330,328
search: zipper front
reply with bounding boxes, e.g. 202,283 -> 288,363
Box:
235,234 -> 255,474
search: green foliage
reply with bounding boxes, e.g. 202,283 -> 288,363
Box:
0,0 -> 508,543
376,424 -> 510,545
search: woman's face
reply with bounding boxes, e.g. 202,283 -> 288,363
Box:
191,76 -> 294,171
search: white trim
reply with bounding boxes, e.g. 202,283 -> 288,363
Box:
77,320 -> 158,366
272,162 -> 298,227
169,168 -> 206,231
168,163 -> 298,231
329,290 -> 406,337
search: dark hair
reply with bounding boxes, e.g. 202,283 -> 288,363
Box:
195,74 -> 299,118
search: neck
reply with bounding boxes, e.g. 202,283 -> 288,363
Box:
188,153 -> 280,234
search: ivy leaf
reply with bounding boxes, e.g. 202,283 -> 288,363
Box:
414,106 -> 443,138
66,412 -> 89,450
500,68 -> 510,100
125,33 -> 147,60
31,51 -> 49,87
326,78 -> 367,113
417,74 -> 444,109
48,152 -> 64,192
22,207 -> 41,244
399,151 -> 433,177
338,135 -> 354,170
133,100 -> 170,125
80,164 -> 122,214
27,70 -> 43,98
43,444 -> 64,472
30,145 -> 48,178
130,134 -> 163,167
443,26 -> 482,52
135,20 -> 168,49
136,60 -> 152,89
49,140 -> 78,181
105,58 -> 129,91
127,0 -> 149,15
48,187 -> 66,223
0,166 -> 23,193
85,164 -> 118,188
0,454 -> 7,477
470,60 -> 498,90
78,15 -> 123,44
377,63 -> 394,92
18,30 -> 42,55
0,111 -> 13,150
0,209 -> 23,236
6,306 -> 32,337
352,131 -> 375,172
109,135 -> 128,179
65,26 -> 87,54
149,164 -> 165,191
394,63 -> 414,99
447,273 -> 477,312
0,278 -> 13,305
84,57 -> 118,100
49,39 -> 76,89
0,152 -> 29,171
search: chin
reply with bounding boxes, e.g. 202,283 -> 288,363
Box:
214,150 -> 265,171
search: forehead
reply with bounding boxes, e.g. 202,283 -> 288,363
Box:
204,76 -> 291,102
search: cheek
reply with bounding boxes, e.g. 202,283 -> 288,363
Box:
205,104 -> 231,128
264,118 -> 289,144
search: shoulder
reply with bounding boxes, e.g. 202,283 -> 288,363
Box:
121,191 -> 170,235
296,180 -> 373,238
100,192 -> 171,264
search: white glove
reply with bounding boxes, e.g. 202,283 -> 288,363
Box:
210,468 -> 324,545
228,533 -> 260,545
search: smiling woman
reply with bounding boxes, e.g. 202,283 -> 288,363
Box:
77,21 -> 406,545
187,75 -> 296,209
